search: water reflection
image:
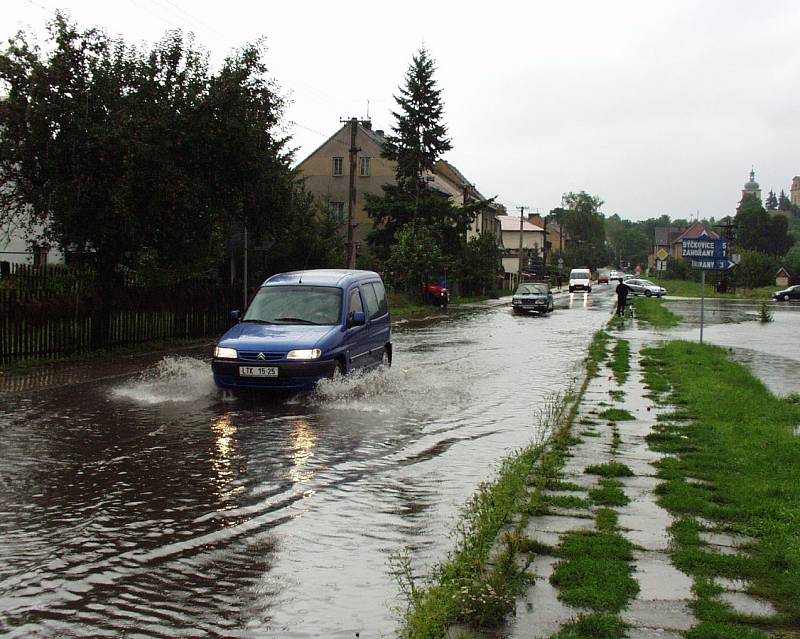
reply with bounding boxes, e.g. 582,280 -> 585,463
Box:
567,291 -> 590,308
210,414 -> 245,502
289,415 -> 318,484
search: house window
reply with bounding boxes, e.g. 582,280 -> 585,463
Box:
359,156 -> 371,177
332,157 -> 344,176
329,201 -> 345,224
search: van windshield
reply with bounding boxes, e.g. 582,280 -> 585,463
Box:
243,286 -> 342,325
570,271 -> 590,278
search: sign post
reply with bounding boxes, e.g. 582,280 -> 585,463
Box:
681,233 -> 734,344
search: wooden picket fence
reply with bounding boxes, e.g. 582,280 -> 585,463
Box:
0,263 -> 237,365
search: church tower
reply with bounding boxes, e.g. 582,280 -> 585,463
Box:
742,167 -> 761,201
791,176 -> 800,207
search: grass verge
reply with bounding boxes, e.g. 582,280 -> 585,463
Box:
632,297 -> 681,327
648,278 -> 775,300
641,340 -> 800,635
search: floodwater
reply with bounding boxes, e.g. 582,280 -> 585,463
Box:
0,288 -> 616,638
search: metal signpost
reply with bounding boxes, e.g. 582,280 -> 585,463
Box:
681,234 -> 734,343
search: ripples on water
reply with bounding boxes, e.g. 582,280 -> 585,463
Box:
0,298 -> 616,637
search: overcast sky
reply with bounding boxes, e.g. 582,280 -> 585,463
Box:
5,0 -> 800,221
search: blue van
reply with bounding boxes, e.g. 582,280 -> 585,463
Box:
212,269 -> 392,391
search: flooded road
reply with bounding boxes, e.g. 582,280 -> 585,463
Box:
0,289 -> 616,638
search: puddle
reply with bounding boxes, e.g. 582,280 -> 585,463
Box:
718,591 -> 778,618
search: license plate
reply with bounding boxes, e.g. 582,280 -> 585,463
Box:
239,366 -> 278,378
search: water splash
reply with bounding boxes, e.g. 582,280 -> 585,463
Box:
111,356 -> 216,404
308,364 -> 469,414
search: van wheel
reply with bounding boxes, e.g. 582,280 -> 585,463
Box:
569,286 -> 574,293
331,360 -> 345,380
381,348 -> 391,367
587,287 -> 592,293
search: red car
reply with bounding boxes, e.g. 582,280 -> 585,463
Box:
424,283 -> 449,307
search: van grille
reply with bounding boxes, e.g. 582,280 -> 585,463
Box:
238,351 -> 285,362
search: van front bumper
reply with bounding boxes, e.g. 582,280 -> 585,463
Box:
212,358 -> 337,391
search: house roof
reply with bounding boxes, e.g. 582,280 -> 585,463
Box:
654,226 -> 682,246
674,222 -> 719,243
295,121 -> 387,169
498,215 -> 544,232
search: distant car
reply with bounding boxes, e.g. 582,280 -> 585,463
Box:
512,282 -> 554,314
424,282 -> 449,306
623,278 -> 666,298
568,268 -> 592,293
773,285 -> 800,301
609,271 -> 623,282
598,271 -> 610,284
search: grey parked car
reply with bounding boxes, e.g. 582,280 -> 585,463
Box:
623,278 -> 666,298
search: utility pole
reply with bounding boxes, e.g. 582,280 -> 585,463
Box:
341,117 -> 360,269
517,205 -> 529,287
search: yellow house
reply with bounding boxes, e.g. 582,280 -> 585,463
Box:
296,120 -> 395,256
296,121 -> 502,258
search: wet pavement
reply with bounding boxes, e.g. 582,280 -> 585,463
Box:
0,288 -> 617,638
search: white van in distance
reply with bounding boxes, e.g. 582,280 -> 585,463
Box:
568,268 -> 592,293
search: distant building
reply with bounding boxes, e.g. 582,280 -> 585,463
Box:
741,167 -> 761,201
791,176 -> 800,207
296,120 -> 502,260
497,215 -> 545,288
296,120 -> 394,257
0,218 -> 64,267
650,226 -> 683,268
671,222 -> 720,260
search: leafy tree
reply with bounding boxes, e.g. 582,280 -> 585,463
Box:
559,191 -> 608,269
733,250 -> 777,289
459,232 -> 501,295
0,14 -> 296,344
605,214 -> 652,270
735,193 -> 794,256
765,189 -> 778,211
385,223 -> 443,296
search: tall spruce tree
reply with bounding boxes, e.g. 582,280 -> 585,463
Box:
765,189 -> 778,211
383,48 -> 452,196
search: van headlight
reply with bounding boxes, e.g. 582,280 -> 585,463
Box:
214,346 -> 238,359
287,349 -> 321,360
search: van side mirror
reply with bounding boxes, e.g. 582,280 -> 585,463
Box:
348,311 -> 366,327
231,310 -> 241,322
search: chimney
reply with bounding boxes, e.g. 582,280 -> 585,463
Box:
361,120 -> 372,130
375,129 -> 384,137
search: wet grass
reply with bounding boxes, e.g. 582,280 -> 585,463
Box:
632,297 -> 681,327
597,408 -> 634,422
552,613 -> 628,638
589,479 -> 630,507
586,330 -> 611,379
608,389 -> 625,401
641,341 -> 800,633
608,339 -> 630,384
585,462 -> 634,478
550,529 -> 638,612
